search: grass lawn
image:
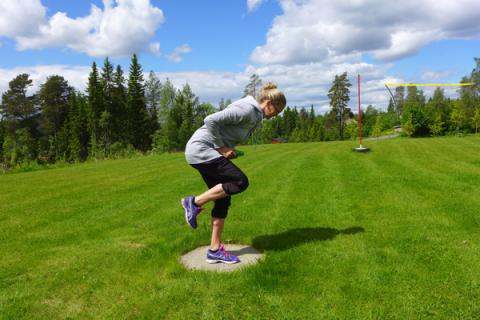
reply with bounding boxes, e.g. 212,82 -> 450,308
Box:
1,135 -> 480,319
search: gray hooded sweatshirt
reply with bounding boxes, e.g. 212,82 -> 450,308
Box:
185,95 -> 263,164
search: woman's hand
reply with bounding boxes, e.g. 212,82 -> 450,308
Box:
216,147 -> 236,159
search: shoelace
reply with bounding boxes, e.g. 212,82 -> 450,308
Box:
219,244 -> 230,257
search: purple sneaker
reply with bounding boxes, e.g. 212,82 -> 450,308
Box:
181,196 -> 203,229
206,244 -> 240,264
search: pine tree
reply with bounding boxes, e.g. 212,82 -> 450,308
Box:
100,57 -> 114,113
0,74 -> 38,162
243,74 -> 262,98
282,107 -> 297,138
194,103 -> 215,129
77,94 -> 90,160
1,74 -> 38,134
127,54 -> 148,151
163,92 -> 182,151
387,98 -> 395,114
327,72 -> 352,140
99,58 -> 114,155
66,92 -> 81,162
86,62 -> 102,158
112,65 -> 127,144
38,75 -> 72,161
218,98 -> 225,111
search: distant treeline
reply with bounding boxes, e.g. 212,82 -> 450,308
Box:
1,55 -> 479,169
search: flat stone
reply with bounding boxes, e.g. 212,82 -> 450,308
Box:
181,244 -> 264,272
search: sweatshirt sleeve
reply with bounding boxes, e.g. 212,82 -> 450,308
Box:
203,106 -> 250,148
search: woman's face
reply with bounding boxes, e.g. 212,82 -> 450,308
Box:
263,100 -> 281,119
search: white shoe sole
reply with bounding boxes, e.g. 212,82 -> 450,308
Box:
181,199 -> 195,229
206,259 -> 240,264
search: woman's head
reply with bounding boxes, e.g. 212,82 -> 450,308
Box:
257,82 -> 286,119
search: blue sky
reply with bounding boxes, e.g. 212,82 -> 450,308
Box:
1,0 -> 479,112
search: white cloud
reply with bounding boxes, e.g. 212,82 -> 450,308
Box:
247,0 -> 265,12
149,42 -> 161,56
3,0 -> 165,58
0,0 -> 46,37
421,70 -> 456,81
167,44 -> 192,63
251,0 -> 480,65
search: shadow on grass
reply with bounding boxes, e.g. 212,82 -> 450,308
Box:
252,226 -> 365,251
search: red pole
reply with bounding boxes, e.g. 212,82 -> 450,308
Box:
358,74 -> 363,146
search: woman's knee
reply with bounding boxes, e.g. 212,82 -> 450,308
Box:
238,175 -> 249,192
222,174 -> 249,195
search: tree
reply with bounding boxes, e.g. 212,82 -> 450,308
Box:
468,57 -> 480,97
111,65 -> 127,144
162,93 -> 182,152
145,71 -> 162,139
0,74 -> 38,137
178,83 -> 199,149
127,54 -> 149,151
98,110 -> 112,157
450,101 -> 466,133
2,128 -> 35,166
472,107 -> 480,134
218,98 -> 226,111
344,119 -> 358,140
387,98 -> 395,114
402,86 -> 428,136
394,86 -> 405,118
429,114 -> 444,137
243,74 -> 262,98
281,107 -> 297,138
362,105 -> 378,137
327,72 -> 352,140
152,79 -> 178,152
38,75 -> 72,161
0,120 -> 5,161
100,57 -> 114,113
99,58 -> 114,155
194,103 -> 215,129
402,114 -> 415,137
86,62 -> 102,158
158,78 -> 176,126
371,115 -> 384,137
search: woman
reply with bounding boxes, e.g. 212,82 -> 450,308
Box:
181,83 -> 286,264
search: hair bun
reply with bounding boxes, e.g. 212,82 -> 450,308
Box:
262,82 -> 278,90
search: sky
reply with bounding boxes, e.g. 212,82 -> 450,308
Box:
0,0 -> 479,113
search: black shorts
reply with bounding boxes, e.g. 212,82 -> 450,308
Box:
191,157 -> 249,219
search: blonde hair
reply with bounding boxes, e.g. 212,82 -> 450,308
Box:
257,82 -> 286,112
